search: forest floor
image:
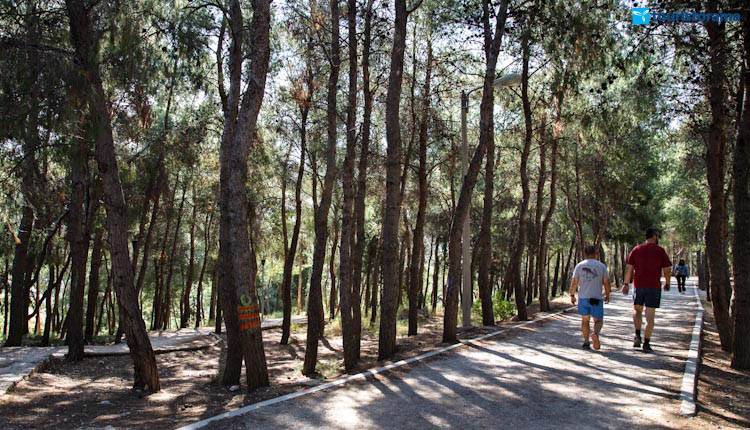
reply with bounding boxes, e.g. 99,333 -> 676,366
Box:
0,297 -> 567,430
693,297 -> 750,428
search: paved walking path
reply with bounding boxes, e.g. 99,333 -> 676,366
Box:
191,282 -> 701,430
0,315 -> 305,397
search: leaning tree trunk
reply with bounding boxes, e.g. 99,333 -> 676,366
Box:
65,0 -> 160,391
704,1 -> 733,351
731,17 -> 750,369
281,106 -> 307,345
303,0 -> 339,375
217,0 -> 272,390
443,0 -> 510,343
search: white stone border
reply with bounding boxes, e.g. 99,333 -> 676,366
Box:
177,307 -> 573,430
679,283 -> 704,416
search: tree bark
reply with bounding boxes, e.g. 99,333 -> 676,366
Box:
351,0 -> 375,364
504,29 -> 532,321
337,0 -> 359,371
5,96 -> 38,347
303,0 -> 340,375
65,0 -> 160,391
378,0 -> 410,360
731,16 -> 750,369
195,211 -> 213,328
162,181 -> 187,330
85,228 -> 103,342
217,0 -> 272,390
432,237 -> 441,313
180,187 -> 197,328
408,36 -> 433,335
538,80 -> 563,310
329,210 -> 340,322
704,0 -> 733,351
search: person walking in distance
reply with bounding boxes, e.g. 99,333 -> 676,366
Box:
570,245 -> 611,350
674,259 -> 689,294
622,228 -> 672,353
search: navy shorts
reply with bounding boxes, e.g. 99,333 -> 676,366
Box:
634,288 -> 661,308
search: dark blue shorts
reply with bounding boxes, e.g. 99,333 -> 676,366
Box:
634,287 -> 661,308
578,298 -> 604,319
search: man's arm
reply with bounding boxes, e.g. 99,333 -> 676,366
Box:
603,278 -> 611,303
570,278 -> 579,304
622,264 -> 634,294
663,266 -> 672,291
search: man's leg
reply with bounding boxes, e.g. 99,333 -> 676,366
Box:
581,315 -> 591,342
643,306 -> 656,352
633,304 -> 643,347
591,317 -> 603,350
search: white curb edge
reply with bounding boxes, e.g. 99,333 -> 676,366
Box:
679,284 -> 704,416
177,307 -> 574,430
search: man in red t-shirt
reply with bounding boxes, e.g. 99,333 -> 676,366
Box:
622,227 -> 672,353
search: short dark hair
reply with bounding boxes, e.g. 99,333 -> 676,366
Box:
584,244 -> 597,256
646,227 -> 660,239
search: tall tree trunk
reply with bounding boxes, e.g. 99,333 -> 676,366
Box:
444,0 -> 510,342
378,0 -> 410,360
337,0 -> 359,371
195,211 -> 213,329
41,262 -> 55,347
152,175 -> 178,330
65,0 -> 160,391
281,111 -> 307,345
531,116 -> 546,306
432,237 -> 441,313
538,80 -> 562,310
85,228 -> 103,342
297,243 -> 304,315
181,187 -> 198,328
477,117 -> 496,326
303,0 -> 339,375
550,250 -> 561,298
704,0 -> 733,351
351,0 -> 375,365
731,17 -> 750,369
3,256 -> 9,337
329,211 -> 340,322
503,29 -> 532,322
408,35 -> 433,335
217,0 -> 272,390
163,181 -> 188,330
371,235 -> 382,324
5,96 -> 38,347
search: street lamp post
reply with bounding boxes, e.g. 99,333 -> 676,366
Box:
459,73 -> 521,328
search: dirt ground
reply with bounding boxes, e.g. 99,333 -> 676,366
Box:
0,301 -> 558,430
692,298 -> 750,429
1,295 -> 747,429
